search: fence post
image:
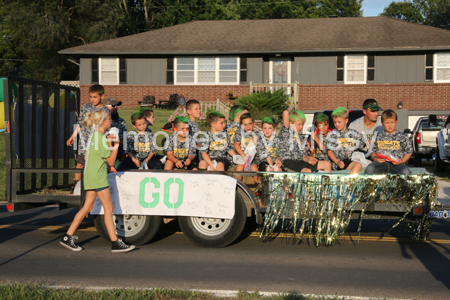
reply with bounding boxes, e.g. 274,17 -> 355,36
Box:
216,98 -> 220,112
294,81 -> 299,110
249,81 -> 253,94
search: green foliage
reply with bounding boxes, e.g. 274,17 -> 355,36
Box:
381,0 -> 450,30
380,0 -> 427,23
237,89 -> 288,120
237,0 -> 362,19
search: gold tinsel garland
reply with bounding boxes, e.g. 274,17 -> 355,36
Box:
258,173 -> 438,246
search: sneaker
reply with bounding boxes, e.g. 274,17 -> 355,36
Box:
60,234 -> 83,251
111,238 -> 135,253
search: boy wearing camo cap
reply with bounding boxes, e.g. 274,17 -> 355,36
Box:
364,110 -> 412,175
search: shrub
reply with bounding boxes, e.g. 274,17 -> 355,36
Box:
236,88 -> 288,119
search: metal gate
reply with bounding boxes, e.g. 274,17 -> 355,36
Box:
4,76 -> 83,210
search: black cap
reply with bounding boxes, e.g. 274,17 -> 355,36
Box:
105,98 -> 122,107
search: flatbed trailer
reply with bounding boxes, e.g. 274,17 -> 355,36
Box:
4,77 -> 449,248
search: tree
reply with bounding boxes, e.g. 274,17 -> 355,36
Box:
381,0 -> 450,30
237,0 -> 362,20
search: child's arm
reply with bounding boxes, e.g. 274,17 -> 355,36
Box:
144,152 -> 155,164
393,153 -> 411,165
282,110 -> 290,128
105,140 -> 119,173
201,152 -> 215,171
167,151 -> 183,168
185,155 -> 195,166
234,141 -> 246,160
128,153 -> 141,167
66,126 -> 81,146
312,131 -> 325,152
327,150 -> 344,169
303,155 -> 318,165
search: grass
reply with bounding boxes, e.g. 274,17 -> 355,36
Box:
0,283 -> 348,300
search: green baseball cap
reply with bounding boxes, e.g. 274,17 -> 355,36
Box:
363,102 -> 382,111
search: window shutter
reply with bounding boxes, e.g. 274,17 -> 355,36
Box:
336,56 -> 344,82
367,55 -> 375,82
167,58 -> 174,84
92,59 -> 99,84
240,57 -> 247,84
425,54 -> 433,81
119,58 -> 127,84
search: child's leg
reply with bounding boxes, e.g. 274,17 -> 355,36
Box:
347,162 -> 362,175
198,160 -> 208,170
74,163 -> 83,182
216,162 -> 225,171
96,188 -> 118,242
164,160 -> 175,170
148,156 -> 163,169
317,161 -> 331,172
301,168 -> 312,173
67,190 -> 97,236
250,164 -> 259,182
235,164 -> 244,180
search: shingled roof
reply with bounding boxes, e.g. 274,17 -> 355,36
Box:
59,17 -> 450,55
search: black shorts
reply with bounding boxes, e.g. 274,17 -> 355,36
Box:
337,158 -> 352,170
258,161 -> 284,172
174,160 -> 196,170
283,159 -> 318,173
214,158 -> 231,171
76,153 -> 85,165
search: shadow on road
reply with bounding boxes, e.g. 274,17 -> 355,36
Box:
392,218 -> 450,291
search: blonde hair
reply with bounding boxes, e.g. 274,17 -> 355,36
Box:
331,107 -> 349,120
84,109 -> 108,128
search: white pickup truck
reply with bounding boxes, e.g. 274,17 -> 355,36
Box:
410,115 -> 447,166
436,113 -> 450,171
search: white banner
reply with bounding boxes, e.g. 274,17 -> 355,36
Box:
90,171 -> 237,219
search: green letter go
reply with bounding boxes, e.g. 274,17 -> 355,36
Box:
139,177 -> 184,209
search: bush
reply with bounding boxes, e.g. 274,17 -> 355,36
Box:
236,89 -> 288,119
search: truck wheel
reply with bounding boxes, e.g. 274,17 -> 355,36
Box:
413,153 -> 422,167
94,214 -> 161,246
178,192 -> 247,248
436,146 -> 446,172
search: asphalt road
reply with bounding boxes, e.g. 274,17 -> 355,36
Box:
1,204 -> 450,300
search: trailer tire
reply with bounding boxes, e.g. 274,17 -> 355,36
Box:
435,145 -> 446,172
178,192 -> 247,248
94,214 -> 161,246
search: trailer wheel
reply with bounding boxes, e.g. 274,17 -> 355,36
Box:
178,192 -> 247,248
94,214 -> 161,246
435,145 -> 446,172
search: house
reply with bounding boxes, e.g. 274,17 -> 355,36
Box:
59,16 -> 450,131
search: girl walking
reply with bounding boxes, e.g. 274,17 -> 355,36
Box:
60,109 -> 135,253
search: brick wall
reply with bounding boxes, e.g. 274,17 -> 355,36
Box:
80,85 -> 250,108
297,83 -> 450,111
80,83 -> 450,111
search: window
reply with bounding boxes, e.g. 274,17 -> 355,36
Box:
425,54 -> 433,81
174,57 -> 240,85
337,55 -> 373,83
434,53 -> 450,83
344,55 -> 366,84
94,58 -> 126,85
